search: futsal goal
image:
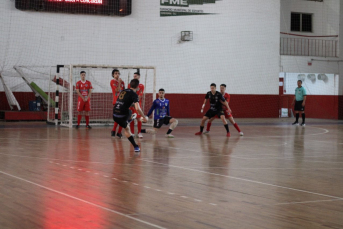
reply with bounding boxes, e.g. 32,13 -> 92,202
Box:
47,65 -> 156,128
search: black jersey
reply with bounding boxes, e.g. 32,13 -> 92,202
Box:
205,91 -> 225,111
113,89 -> 139,116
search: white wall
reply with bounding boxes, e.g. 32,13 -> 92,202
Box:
280,0 -> 340,36
0,0 -> 280,94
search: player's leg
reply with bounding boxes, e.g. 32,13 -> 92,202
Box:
205,117 -> 215,134
84,100 -> 91,129
292,101 -> 301,125
220,113 -> 230,137
300,111 -> 305,126
76,99 -> 84,128
141,119 -> 161,135
228,115 -> 243,136
136,112 -> 143,138
195,116 -> 209,135
165,117 -> 178,138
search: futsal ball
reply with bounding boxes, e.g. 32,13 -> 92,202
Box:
140,116 -> 149,123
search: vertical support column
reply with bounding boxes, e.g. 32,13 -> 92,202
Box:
55,65 -> 64,125
68,65 -> 73,128
153,67 -> 156,121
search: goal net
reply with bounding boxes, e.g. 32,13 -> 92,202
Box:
47,65 -> 156,128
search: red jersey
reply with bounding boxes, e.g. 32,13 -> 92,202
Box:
222,92 -> 230,111
76,80 -> 93,100
128,83 -> 144,105
110,79 -> 125,105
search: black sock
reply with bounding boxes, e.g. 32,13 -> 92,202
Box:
200,126 -> 204,132
302,113 -> 305,123
224,124 -> 229,133
141,129 -> 146,133
128,136 -> 138,147
167,129 -> 172,135
296,113 -> 299,122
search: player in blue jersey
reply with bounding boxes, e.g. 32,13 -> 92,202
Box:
141,88 -> 178,138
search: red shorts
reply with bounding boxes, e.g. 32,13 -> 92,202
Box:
224,110 -> 233,119
129,106 -> 142,119
77,98 -> 91,112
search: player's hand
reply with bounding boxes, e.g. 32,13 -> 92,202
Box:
228,108 -> 232,114
119,78 -> 122,82
83,96 -> 87,102
302,102 -> 305,107
201,109 -> 203,113
291,101 -> 295,105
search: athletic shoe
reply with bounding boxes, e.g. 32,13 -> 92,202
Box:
117,133 -> 123,138
203,131 -> 210,134
111,131 -> 116,137
301,123 -> 306,127
86,125 -> 92,129
195,132 -> 202,135
226,132 -> 231,137
75,125 -> 79,129
292,122 -> 299,126
131,134 -> 135,138
134,146 -> 140,152
239,132 -> 244,136
165,134 -> 174,138
138,133 -> 143,138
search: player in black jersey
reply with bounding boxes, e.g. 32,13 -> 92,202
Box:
195,83 -> 231,137
113,79 -> 147,152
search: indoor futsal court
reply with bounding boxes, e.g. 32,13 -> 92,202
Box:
1,0 -> 343,228
1,119 -> 343,228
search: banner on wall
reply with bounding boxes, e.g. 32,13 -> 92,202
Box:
160,0 -> 221,17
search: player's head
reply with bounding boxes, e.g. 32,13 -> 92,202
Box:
80,71 -> 86,81
220,84 -> 226,94
112,69 -> 120,79
130,79 -> 139,89
297,80 -> 302,87
159,88 -> 165,99
210,83 -> 216,93
133,72 -> 140,80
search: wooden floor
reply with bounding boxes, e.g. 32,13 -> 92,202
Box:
1,118 -> 343,229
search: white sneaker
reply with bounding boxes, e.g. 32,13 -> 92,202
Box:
203,131 -> 210,134
138,133 -> 143,138
165,134 -> 174,138
131,134 -> 135,138
240,132 -> 244,136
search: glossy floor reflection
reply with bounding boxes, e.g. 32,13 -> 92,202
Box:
0,119 -> 343,229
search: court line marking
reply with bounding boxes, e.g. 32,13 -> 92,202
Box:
140,159 -> 343,200
0,170 -> 166,229
264,198 -> 343,206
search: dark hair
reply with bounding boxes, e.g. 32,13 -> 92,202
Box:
134,72 -> 140,76
210,83 -> 216,87
159,88 -> 165,92
130,79 -> 139,89
80,71 -> 86,75
297,80 -> 302,83
112,69 -> 119,77
220,84 -> 226,88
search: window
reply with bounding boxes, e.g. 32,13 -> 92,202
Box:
291,13 -> 312,32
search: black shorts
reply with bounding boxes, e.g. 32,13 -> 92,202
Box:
113,110 -> 132,128
153,116 -> 172,129
294,100 -> 305,111
204,109 -> 224,119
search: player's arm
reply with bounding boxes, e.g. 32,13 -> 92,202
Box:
76,89 -> 84,100
302,95 -> 306,106
147,101 -> 156,117
139,85 -> 144,101
134,102 -> 147,122
292,96 -> 296,105
220,100 -> 231,113
201,99 -> 207,113
87,88 -> 93,100
115,78 -> 122,92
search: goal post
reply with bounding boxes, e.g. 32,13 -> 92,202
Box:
50,65 -> 156,128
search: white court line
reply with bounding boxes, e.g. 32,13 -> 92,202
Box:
266,198 -> 343,206
140,159 -> 343,200
0,170 -> 166,229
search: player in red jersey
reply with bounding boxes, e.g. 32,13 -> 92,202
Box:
75,71 -> 93,129
128,72 -> 145,138
110,69 -> 125,138
205,84 -> 243,136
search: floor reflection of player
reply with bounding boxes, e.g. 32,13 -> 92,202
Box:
293,127 -> 305,164
76,130 -> 90,162
110,140 -> 142,218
